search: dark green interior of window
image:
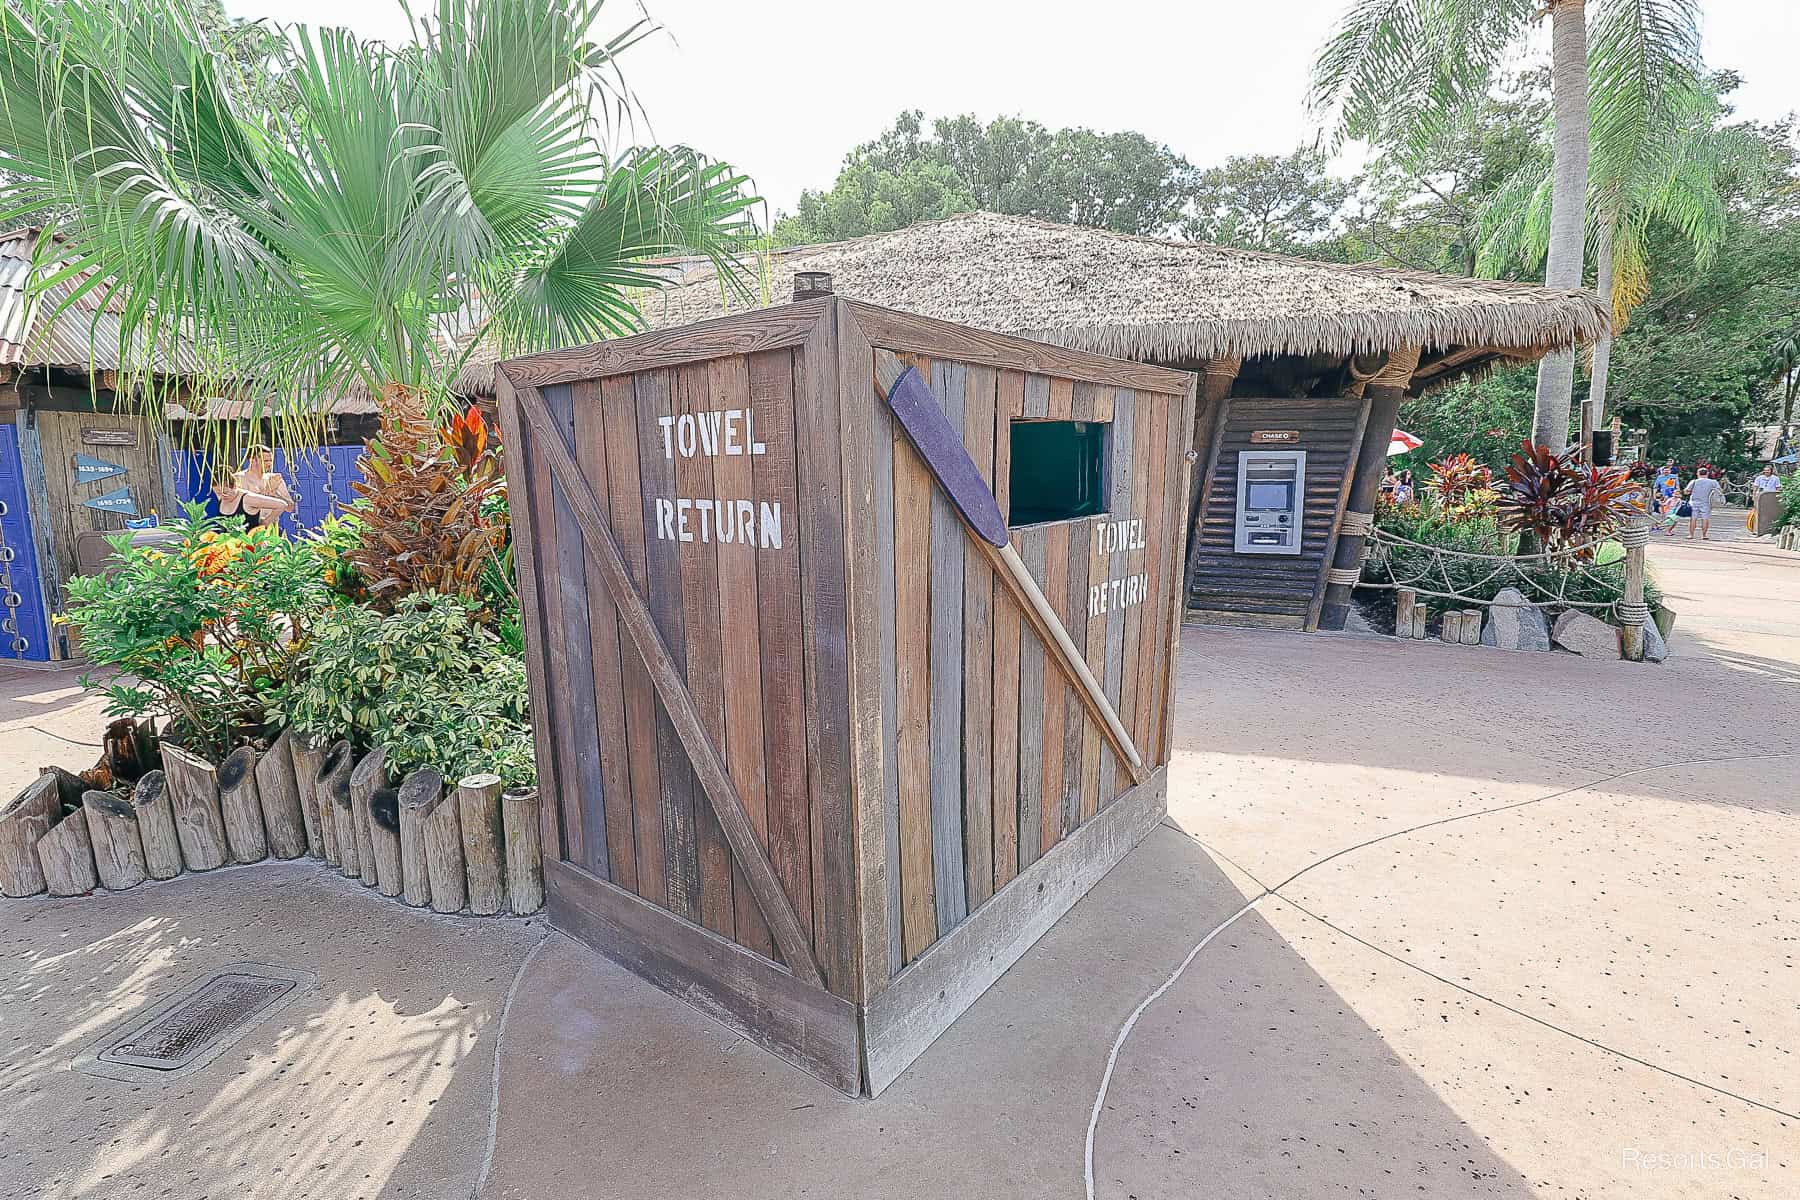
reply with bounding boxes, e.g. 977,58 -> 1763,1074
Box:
1008,419 -> 1109,526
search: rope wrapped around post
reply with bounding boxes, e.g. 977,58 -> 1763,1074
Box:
1617,512 -> 1652,661
1318,347 -> 1420,631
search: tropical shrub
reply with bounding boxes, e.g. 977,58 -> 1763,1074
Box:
311,511 -> 370,604
1369,477 -> 1660,611
1494,440 -> 1639,558
1426,453 -> 1492,504
63,506 -> 332,761
1779,472 -> 1800,533
281,592 -> 534,788
345,393 -> 509,613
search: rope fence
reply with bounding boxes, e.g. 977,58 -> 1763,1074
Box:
1359,525 -> 1636,616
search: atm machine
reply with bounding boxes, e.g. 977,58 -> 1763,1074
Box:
1233,450 -> 1305,554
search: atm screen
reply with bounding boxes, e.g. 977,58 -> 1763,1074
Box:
1246,481 -> 1292,511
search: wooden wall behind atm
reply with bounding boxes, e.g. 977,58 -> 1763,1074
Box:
1187,394 -> 1370,631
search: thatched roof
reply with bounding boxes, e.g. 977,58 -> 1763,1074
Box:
457,212 -> 1608,394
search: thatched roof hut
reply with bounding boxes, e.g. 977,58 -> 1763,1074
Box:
462,211 -> 1608,395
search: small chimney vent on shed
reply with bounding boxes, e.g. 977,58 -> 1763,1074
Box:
793,271 -> 833,301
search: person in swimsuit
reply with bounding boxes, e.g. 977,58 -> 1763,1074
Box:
213,445 -> 296,531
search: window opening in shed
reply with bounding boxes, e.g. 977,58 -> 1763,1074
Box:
1008,420 -> 1110,526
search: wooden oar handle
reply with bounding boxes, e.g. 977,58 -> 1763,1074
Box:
996,544 -> 1144,777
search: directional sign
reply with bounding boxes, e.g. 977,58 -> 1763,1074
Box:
82,486 -> 138,516
73,453 -> 129,486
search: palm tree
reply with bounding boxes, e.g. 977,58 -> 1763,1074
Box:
1311,0 -> 1704,452
1478,79 -> 1765,446
0,0 -> 756,433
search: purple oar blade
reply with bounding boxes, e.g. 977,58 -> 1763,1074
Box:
883,366 -> 1010,548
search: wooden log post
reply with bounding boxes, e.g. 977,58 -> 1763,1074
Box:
1319,347 -> 1420,631
349,749 -> 387,888
1461,609 -> 1483,645
502,787 -> 544,915
132,770 -> 183,880
255,731 -> 309,860
1440,610 -> 1462,644
83,790 -> 147,891
1411,604 -> 1428,640
0,775 -> 60,897
368,785 -> 404,898
216,746 -> 269,864
1617,513 -> 1652,662
457,773 -> 506,916
289,733 -> 329,860
420,780 -> 466,915
37,810 -> 97,896
162,744 -> 228,871
1395,589 -> 1416,638
320,740 -> 358,878
396,769 -> 441,909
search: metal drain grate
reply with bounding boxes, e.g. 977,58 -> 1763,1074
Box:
100,973 -> 295,1070
79,964 -> 313,1082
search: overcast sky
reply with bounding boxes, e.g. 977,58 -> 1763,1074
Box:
226,0 -> 1800,216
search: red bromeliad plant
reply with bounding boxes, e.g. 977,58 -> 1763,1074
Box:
1495,439 -> 1638,558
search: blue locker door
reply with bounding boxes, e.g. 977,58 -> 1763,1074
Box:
0,424 -> 52,662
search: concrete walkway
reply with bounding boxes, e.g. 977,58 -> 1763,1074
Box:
1,514 -> 1793,1199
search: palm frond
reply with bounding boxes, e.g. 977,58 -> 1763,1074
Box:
1310,0 -> 1537,154
0,0 -> 760,449
489,147 -> 758,353
1587,0 -> 1703,183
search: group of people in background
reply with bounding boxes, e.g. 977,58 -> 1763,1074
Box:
1379,469 -> 1415,506
1650,459 -> 1730,540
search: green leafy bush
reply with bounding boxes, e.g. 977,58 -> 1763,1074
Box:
1779,472 -> 1800,533
63,506 -> 331,761
281,592 -> 535,788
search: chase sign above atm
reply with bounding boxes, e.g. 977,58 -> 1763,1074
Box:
1250,429 -> 1301,444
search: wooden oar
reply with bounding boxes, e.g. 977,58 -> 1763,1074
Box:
874,351 -> 1146,785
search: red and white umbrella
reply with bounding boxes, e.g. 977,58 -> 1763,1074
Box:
1387,429 -> 1423,456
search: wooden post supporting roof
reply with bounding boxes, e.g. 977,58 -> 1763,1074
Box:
1183,356 -> 1241,571
1317,346 -> 1420,632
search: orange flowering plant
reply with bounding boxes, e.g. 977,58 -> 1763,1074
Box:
63,504 -> 333,762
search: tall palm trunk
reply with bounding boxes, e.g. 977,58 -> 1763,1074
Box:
1531,0 -> 1592,452
1587,215 -> 1616,451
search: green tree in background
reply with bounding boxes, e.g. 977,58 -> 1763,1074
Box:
773,110 -> 1193,245
1180,147 -> 1353,257
1344,73 -> 1552,276
773,157 -> 974,245
1312,0 -> 1707,453
1608,118 -> 1800,470
0,0 -> 756,431
1477,74 -> 1765,443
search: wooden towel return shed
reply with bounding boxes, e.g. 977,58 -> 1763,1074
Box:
497,297 -> 1195,1095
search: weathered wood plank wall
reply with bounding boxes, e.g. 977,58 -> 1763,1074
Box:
514,335 -> 856,991
842,327 -> 1187,976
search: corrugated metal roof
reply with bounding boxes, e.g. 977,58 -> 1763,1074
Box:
0,227 -> 200,374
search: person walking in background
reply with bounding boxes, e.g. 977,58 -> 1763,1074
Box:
1684,466 -> 1726,541
1754,463 -> 1783,496
213,445 -> 296,531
